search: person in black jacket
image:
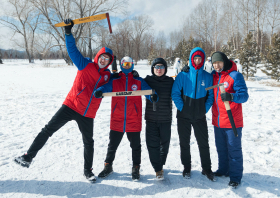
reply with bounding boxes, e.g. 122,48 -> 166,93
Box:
144,58 -> 174,180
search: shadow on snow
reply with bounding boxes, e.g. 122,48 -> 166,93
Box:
0,170 -> 279,197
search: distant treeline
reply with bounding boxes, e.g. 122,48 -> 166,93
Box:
0,49 -> 63,59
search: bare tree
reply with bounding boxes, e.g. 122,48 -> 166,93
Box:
29,0 -> 127,63
129,15 -> 153,64
0,0 -> 40,63
266,0 -> 280,45
156,31 -> 166,57
251,0 -> 268,50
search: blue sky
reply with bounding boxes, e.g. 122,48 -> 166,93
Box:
0,0 -> 202,50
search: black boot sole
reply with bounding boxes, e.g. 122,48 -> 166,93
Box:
14,158 -> 30,168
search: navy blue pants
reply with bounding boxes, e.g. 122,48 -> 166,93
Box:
214,126 -> 243,183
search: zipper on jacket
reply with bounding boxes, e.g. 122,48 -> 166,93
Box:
217,75 -> 221,127
194,70 -> 199,99
123,76 -> 128,132
83,76 -> 101,116
193,70 -> 199,118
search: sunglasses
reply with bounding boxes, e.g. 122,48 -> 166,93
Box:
100,55 -> 110,61
154,65 -> 165,69
122,62 -> 132,67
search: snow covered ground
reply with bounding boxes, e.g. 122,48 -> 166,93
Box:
0,59 -> 279,198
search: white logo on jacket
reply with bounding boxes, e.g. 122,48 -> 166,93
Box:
131,84 -> 138,91
104,75 -> 108,81
201,80 -> 205,86
224,81 -> 229,88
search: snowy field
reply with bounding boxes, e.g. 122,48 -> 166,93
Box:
0,59 -> 280,198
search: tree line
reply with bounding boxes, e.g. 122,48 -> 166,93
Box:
0,0 -> 280,81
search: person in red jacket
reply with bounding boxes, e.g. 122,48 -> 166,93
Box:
211,51 -> 249,189
94,56 -> 157,181
14,19 -> 113,183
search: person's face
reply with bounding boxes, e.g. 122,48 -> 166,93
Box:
153,64 -> 165,77
99,54 -> 110,66
194,57 -> 202,66
213,61 -> 224,72
122,62 -> 133,69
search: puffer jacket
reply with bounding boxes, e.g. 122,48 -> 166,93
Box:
172,47 -> 214,120
63,34 -> 113,118
95,72 -> 153,132
212,60 -> 249,128
144,75 -> 174,122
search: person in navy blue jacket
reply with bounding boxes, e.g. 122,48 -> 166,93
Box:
172,47 -> 215,181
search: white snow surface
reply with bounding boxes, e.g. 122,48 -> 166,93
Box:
0,59 -> 280,198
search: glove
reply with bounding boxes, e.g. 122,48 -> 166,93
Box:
151,94 -> 158,102
181,65 -> 190,72
94,90 -> 103,98
64,19 -> 74,35
131,70 -> 139,77
221,92 -> 233,101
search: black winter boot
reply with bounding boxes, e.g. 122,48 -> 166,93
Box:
228,181 -> 240,189
202,169 -> 216,182
98,163 -> 113,178
183,167 -> 191,179
132,165 -> 140,181
84,168 -> 96,183
14,154 -> 32,168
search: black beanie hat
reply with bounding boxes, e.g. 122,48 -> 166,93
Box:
211,51 -> 232,72
151,58 -> 167,75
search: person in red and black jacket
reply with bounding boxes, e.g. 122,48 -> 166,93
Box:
94,56 -> 157,181
211,51 -> 249,189
14,19 -> 114,183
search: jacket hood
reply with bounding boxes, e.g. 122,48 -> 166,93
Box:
93,47 -> 114,71
189,47 -> 206,70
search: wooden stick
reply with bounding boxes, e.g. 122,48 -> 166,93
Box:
54,13 -> 112,34
55,13 -> 107,27
102,90 -> 152,97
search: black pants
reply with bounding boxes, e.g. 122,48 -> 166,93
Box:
146,121 -> 171,172
105,130 -> 141,166
26,105 -> 94,170
177,117 -> 211,171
